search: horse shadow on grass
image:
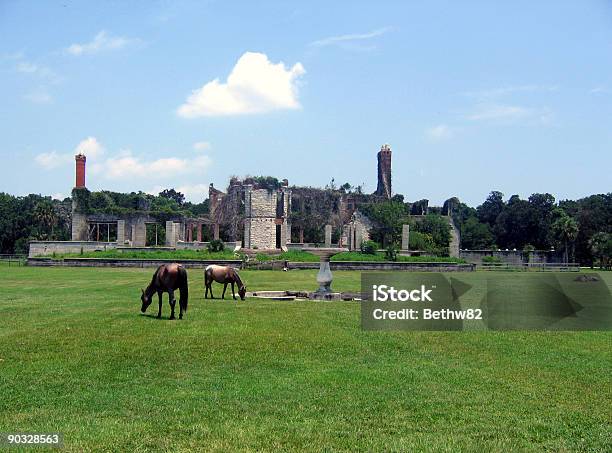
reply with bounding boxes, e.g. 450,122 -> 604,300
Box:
139,313 -> 177,321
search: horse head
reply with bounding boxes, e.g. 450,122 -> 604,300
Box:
238,285 -> 247,301
140,288 -> 152,313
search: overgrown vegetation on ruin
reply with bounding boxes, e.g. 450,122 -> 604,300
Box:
71,187 -> 209,220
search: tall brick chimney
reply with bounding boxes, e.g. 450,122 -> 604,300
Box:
75,153 -> 86,188
375,144 -> 392,199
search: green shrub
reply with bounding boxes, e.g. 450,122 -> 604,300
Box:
255,253 -> 272,262
482,255 -> 503,264
207,239 -> 225,253
360,240 -> 379,255
384,244 -> 398,262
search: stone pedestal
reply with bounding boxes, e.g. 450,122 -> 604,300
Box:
302,247 -> 348,299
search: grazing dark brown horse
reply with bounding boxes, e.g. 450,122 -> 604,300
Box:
204,265 -> 246,301
141,263 -> 188,319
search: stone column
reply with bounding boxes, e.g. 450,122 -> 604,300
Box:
355,227 -> 363,250
324,224 -> 332,247
347,224 -> 354,250
117,220 -> 125,245
134,221 -> 146,247
165,221 -> 176,246
243,220 -> 251,249
174,222 -> 181,245
196,222 -> 202,242
401,224 -> 410,251
280,221 -> 288,248
187,224 -> 192,242
286,222 -> 292,244
213,223 -> 220,240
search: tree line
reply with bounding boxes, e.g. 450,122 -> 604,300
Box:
355,191 -> 611,267
0,189 -> 610,267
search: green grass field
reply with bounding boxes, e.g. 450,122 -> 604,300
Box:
1,266 -> 611,451
44,249 -> 466,263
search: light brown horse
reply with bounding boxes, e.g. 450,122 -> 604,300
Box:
140,263 -> 188,319
204,265 -> 246,300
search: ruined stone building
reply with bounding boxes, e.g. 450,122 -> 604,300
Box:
54,143 -> 461,257
209,177 -> 290,250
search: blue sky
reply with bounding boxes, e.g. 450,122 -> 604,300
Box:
1,0 -> 611,206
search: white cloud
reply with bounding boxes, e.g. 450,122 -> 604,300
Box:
75,137 -> 104,158
466,104 -> 554,125
590,86 -> 611,94
425,124 -> 454,141
91,151 -> 211,180
24,91 -> 52,104
51,193 -> 65,200
467,104 -> 534,121
66,31 -> 136,56
310,27 -> 392,47
16,61 -> 38,73
462,85 -> 558,99
35,136 -> 103,170
13,58 -> 60,83
193,141 -> 211,151
35,151 -> 71,169
177,52 -> 305,118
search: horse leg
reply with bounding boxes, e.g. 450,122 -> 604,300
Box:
231,282 -> 236,300
157,291 -> 163,318
168,289 -> 176,320
179,289 -> 184,320
222,282 -> 228,300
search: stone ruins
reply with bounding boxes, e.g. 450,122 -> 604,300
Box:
41,143 -> 460,257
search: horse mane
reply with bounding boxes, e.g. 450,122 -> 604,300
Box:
232,268 -> 245,289
146,265 -> 163,294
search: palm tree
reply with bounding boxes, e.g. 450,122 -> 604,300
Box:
34,201 -> 57,238
552,214 -> 579,263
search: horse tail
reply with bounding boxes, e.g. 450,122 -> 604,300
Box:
179,266 -> 188,313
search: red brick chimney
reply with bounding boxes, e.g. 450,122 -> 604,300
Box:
75,153 -> 86,188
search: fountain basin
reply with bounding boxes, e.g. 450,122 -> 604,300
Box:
302,247 -> 348,298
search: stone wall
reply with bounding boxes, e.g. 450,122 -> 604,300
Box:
28,257 -> 242,269
459,249 -> 565,264
248,189 -> 277,217
176,241 -> 239,251
29,241 -> 117,257
243,187 -> 289,250
244,218 -> 277,249
28,256 -> 474,272
71,212 -> 88,241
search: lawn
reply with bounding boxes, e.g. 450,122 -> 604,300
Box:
1,266 -> 611,451
42,248 -> 466,263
